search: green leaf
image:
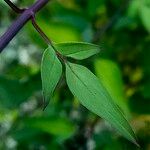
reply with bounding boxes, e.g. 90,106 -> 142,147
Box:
54,42 -> 100,60
127,0 -> 139,18
41,46 -> 62,109
140,3 -> 150,33
12,116 -> 75,142
0,75 -> 41,108
94,59 -> 130,117
87,0 -> 104,16
23,117 -> 75,138
65,62 -> 137,145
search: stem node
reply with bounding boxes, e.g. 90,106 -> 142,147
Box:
0,0 -> 49,52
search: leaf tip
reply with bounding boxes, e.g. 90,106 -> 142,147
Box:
130,135 -> 140,147
42,97 -> 49,111
133,140 -> 140,148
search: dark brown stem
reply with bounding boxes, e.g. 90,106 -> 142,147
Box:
31,17 -> 67,63
31,16 -> 52,45
4,0 -> 26,13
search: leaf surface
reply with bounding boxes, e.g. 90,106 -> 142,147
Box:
66,62 -> 137,145
24,117 -> 75,138
55,42 -> 100,60
94,59 -> 130,117
140,3 -> 150,33
41,46 -> 62,109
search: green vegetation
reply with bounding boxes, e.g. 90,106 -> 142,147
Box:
0,0 -> 150,149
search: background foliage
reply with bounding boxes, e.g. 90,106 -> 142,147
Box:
0,0 -> 150,149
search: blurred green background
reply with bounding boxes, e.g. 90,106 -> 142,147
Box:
0,0 -> 150,149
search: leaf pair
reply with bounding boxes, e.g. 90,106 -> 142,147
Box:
41,42 -> 138,146
41,42 -> 100,109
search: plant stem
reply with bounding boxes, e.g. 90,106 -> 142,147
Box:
31,16 -> 52,45
4,0 -> 26,13
0,0 -> 49,52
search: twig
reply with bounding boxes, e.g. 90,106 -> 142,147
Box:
4,0 -> 26,13
31,16 -> 52,45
